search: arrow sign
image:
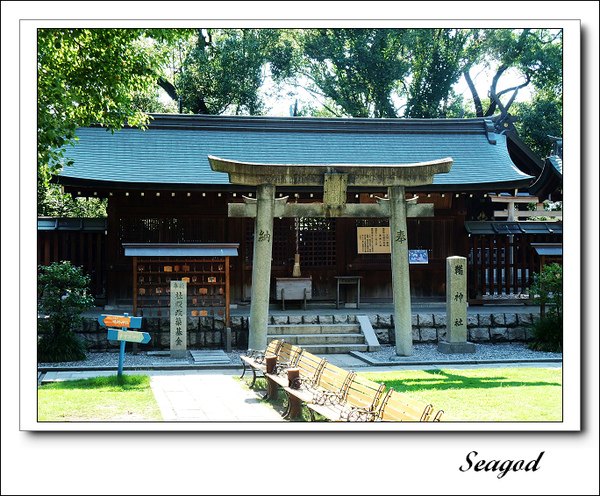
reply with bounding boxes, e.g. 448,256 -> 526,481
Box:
98,315 -> 142,329
107,329 -> 151,344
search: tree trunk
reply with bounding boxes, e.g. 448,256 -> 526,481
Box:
463,69 -> 483,117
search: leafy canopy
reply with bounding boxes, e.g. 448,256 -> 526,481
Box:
37,28 -> 187,180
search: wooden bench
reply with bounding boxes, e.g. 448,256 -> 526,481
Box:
240,339 -> 283,389
281,361 -> 355,419
248,345 -> 459,422
374,387 -> 435,421
277,350 -> 328,419
431,409 -> 461,422
306,372 -> 386,422
263,343 -> 303,401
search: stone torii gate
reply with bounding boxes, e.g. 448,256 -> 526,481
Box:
208,155 -> 452,356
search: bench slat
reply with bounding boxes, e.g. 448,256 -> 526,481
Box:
376,388 -> 434,421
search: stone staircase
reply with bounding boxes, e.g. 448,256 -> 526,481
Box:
267,315 -> 380,354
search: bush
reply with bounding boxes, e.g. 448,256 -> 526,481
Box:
527,263 -> 562,353
527,311 -> 562,352
38,261 -> 95,362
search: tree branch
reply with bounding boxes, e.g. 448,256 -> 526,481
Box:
463,68 -> 483,117
157,77 -> 178,101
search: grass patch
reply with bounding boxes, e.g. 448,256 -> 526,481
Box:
360,367 -> 562,422
38,374 -> 163,421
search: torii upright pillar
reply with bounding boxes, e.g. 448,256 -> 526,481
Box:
389,185 -> 412,356
208,155 -> 452,355
248,184 -> 275,350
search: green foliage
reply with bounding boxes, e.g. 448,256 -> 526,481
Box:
37,262 -> 96,362
37,28 -> 187,215
462,29 -> 562,119
177,29 -> 284,115
513,93 -> 562,158
275,28 -> 561,125
527,312 -> 563,353
404,29 -> 470,118
298,28 -> 410,118
527,263 -> 563,352
38,183 -> 107,217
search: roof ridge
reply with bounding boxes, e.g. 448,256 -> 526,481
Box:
137,113 -> 493,134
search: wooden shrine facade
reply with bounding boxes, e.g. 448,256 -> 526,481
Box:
38,190 -> 561,307
46,113 -> 563,307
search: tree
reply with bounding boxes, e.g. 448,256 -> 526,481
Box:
513,92 -> 563,158
39,185 -> 107,218
276,28 -> 561,128
173,29 -> 285,115
37,261 -> 96,362
461,29 -> 562,120
289,28 -> 410,118
37,28 -> 189,215
404,29 -> 471,118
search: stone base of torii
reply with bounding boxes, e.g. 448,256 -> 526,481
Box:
209,156 -> 452,356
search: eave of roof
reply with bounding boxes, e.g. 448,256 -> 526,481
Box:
528,156 -> 563,197
464,221 -> 563,235
57,113 -> 534,192
122,242 -> 239,257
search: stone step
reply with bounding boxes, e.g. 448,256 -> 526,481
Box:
266,333 -> 366,346
189,350 -> 231,365
299,343 -> 370,355
267,324 -> 361,335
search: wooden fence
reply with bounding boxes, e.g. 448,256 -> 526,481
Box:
467,232 -> 562,302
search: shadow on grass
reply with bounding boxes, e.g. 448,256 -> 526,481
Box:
378,369 -> 562,394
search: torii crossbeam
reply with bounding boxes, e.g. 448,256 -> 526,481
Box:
209,155 -> 452,356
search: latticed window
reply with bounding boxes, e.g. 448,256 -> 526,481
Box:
297,217 -> 336,267
245,217 -> 336,268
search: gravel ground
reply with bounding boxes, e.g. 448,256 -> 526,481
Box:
38,342 -> 562,368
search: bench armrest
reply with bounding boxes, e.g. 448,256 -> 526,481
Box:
312,390 -> 345,406
243,349 -> 267,363
340,406 -> 378,422
289,375 -> 319,390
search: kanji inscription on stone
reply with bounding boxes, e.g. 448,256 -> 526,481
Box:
446,256 -> 468,343
170,280 -> 187,358
257,230 -> 271,242
395,230 -> 407,243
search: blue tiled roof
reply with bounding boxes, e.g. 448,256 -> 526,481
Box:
58,114 -> 534,190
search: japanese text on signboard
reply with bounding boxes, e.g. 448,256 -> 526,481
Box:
357,227 -> 391,254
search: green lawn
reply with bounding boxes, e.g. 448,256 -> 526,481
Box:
38,375 -> 163,421
360,367 -> 563,422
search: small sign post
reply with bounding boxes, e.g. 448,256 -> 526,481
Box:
99,313 -> 149,376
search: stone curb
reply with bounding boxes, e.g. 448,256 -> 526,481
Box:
39,355 -> 563,375
349,350 -> 563,367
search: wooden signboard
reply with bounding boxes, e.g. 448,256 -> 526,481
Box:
357,226 -> 391,254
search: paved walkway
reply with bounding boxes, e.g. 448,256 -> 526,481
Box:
39,354 -> 561,422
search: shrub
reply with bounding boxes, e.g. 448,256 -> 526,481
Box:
527,263 -> 562,352
38,261 -> 95,362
